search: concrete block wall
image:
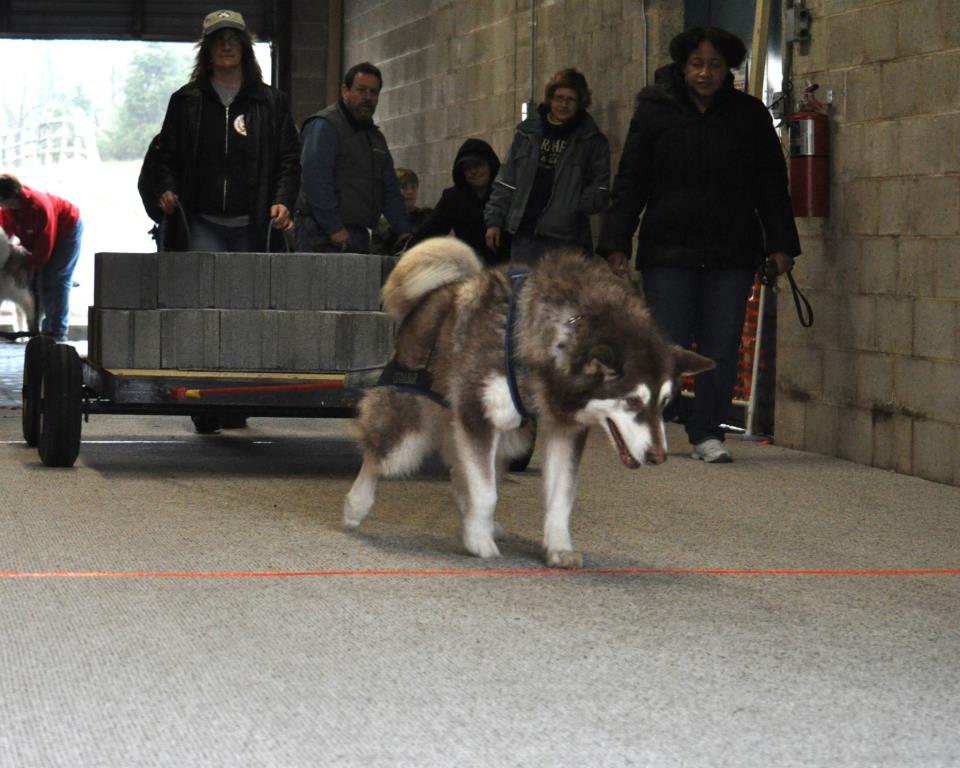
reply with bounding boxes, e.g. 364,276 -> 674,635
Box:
88,252 -> 394,373
776,0 -> 960,485
327,0 -> 682,208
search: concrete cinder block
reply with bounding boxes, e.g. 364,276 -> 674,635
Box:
274,310 -> 338,371
822,348 -> 857,406
859,238 -> 898,295
270,253 -> 383,311
334,311 -> 395,370
157,252 -> 216,308
803,402 -> 841,458
87,308 -> 161,369
855,352 -> 895,408
837,294 -> 877,352
214,253 -> 271,309
844,65 -> 882,123
776,343 -> 822,400
269,254 -> 325,310
872,412 -> 913,475
773,393 -> 805,450
269,310 -> 394,372
837,407 -> 875,466
913,298 -> 957,360
324,253 -> 383,310
912,419 -> 956,484
875,297 -> 913,356
911,177 -> 960,237
219,310 -> 279,370
160,309 -> 220,370
898,114 -> 960,176
93,253 -> 158,309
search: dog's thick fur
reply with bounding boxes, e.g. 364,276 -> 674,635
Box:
344,237 -> 714,567
0,227 -> 36,335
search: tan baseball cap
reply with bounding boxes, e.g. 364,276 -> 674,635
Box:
202,9 -> 246,35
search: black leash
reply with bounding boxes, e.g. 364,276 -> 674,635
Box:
784,270 -> 814,328
505,268 -> 532,419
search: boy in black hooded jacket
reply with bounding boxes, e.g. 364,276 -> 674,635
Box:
410,138 -> 510,266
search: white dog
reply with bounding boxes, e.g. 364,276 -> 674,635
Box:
0,226 -> 37,337
343,238 -> 714,568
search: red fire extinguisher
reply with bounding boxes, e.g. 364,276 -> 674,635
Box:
787,86 -> 829,217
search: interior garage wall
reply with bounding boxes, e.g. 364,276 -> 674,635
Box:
320,0 -> 682,206
775,0 -> 960,485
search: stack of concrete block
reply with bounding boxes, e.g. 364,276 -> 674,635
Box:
88,252 -> 395,372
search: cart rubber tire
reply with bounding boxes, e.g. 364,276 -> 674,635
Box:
38,343 -> 83,468
191,414 -> 222,434
22,335 -> 56,446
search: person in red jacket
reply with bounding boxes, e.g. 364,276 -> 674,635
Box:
0,174 -> 83,340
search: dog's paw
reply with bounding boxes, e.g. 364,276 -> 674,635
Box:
546,550 -> 583,569
342,499 -> 369,529
463,533 -> 501,559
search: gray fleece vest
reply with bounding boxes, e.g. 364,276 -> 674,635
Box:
307,102 -> 389,229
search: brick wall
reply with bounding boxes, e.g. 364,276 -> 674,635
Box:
776,0 -> 960,485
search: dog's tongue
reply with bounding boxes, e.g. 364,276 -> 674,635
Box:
607,419 -> 641,469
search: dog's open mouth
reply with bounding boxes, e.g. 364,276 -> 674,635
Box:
607,419 -> 641,469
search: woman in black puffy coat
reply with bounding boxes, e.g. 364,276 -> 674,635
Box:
599,27 -> 800,464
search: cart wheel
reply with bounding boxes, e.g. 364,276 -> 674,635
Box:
38,343 -> 83,468
191,413 -> 222,434
22,334 -> 56,446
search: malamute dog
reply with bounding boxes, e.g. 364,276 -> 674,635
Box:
344,238 -> 713,568
0,226 -> 37,336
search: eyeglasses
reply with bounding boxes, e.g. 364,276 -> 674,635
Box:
551,94 -> 578,104
213,32 -> 243,47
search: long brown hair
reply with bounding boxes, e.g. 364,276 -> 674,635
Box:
190,28 -> 263,85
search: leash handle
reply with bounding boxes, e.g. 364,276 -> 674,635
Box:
265,216 -> 293,253
785,270 -> 814,328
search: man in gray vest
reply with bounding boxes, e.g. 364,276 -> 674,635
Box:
296,62 -> 411,253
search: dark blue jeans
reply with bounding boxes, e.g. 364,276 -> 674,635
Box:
40,218 -> 83,337
294,214 -> 370,254
640,267 -> 755,445
188,215 -> 252,252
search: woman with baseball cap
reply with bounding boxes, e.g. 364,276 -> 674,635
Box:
152,9 -> 300,253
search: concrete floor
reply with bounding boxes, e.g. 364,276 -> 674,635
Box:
1,360 -> 958,767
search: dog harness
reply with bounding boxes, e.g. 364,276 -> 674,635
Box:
505,268 -> 532,420
374,357 -> 449,408
372,268 -> 532,419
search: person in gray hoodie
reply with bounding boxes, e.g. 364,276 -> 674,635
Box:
484,68 -> 610,265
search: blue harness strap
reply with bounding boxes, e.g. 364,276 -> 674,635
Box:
505,268 -> 531,420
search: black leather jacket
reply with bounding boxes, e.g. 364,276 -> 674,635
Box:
154,77 -> 300,251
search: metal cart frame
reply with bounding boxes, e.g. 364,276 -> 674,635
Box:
21,335 -> 364,467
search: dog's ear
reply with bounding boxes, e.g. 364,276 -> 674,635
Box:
673,346 -> 715,377
582,345 -> 619,381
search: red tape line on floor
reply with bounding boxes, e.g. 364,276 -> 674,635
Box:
1,568 -> 958,579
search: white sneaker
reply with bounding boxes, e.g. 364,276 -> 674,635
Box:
691,439 -> 733,463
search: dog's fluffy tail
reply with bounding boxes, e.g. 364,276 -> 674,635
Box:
382,236 -> 483,320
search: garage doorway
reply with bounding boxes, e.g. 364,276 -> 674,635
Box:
0,37 -> 272,331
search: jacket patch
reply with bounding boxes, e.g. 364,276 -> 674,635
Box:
233,114 -> 247,136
